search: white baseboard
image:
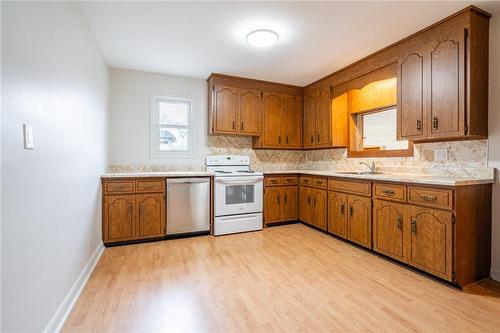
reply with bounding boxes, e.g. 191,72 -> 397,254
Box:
491,267 -> 500,282
43,242 -> 105,333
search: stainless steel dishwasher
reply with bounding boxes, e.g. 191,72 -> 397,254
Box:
166,178 -> 210,235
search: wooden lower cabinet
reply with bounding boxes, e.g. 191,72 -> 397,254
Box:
373,200 -> 406,261
328,191 -> 348,237
264,175 -> 298,226
347,195 -> 372,248
299,186 -> 312,224
282,186 -> 298,221
264,187 -> 282,224
299,185 -> 327,231
135,193 -> 166,239
104,195 -> 135,242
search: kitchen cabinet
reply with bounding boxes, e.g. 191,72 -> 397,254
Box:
102,178 -> 166,245
347,195 -> 371,248
373,200 -> 406,261
298,176 -> 327,231
328,191 -> 348,238
239,88 -> 262,135
264,175 -> 298,226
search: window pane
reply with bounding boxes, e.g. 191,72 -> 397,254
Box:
362,108 -> 408,150
158,100 -> 189,126
225,185 -> 255,205
159,127 -> 189,151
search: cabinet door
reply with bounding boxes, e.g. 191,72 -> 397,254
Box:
303,90 -> 316,148
136,193 -> 165,239
282,186 -> 298,221
299,186 -> 312,224
328,191 -> 348,238
264,187 -> 282,224
262,93 -> 283,147
373,200 -> 405,261
312,189 -> 327,230
239,88 -> 261,136
398,52 -> 425,139
282,95 -> 302,148
347,195 -> 372,248
428,35 -> 464,138
315,89 -> 331,148
214,85 -> 238,134
407,205 -> 452,281
103,195 -> 135,243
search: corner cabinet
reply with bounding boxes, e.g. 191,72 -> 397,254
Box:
398,9 -> 490,141
102,178 -> 166,245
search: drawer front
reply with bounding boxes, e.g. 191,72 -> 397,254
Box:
373,183 -> 406,202
136,179 -> 165,193
300,176 -> 313,187
282,176 -> 298,185
408,186 -> 453,210
265,176 -> 282,186
104,180 -> 135,194
329,179 -> 371,196
311,177 -> 327,189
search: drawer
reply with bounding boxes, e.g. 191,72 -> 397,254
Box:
265,176 -> 282,186
300,176 -> 327,189
282,176 -> 298,185
136,179 -> 165,193
299,176 -> 313,187
103,180 -> 135,194
328,179 -> 371,196
373,183 -> 406,202
408,186 -> 453,210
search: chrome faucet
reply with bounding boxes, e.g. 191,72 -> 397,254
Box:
359,161 -> 377,174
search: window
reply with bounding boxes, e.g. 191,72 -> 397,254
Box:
150,95 -> 196,158
362,108 -> 408,150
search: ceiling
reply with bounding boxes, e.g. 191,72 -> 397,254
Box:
79,1 -> 499,86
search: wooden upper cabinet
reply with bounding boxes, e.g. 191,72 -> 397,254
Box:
262,93 -> 283,147
135,193 -> 165,239
328,191 -> 348,237
347,195 -> 371,248
213,85 -> 238,134
373,200 -> 405,261
407,205 -> 452,281
315,88 -> 331,148
282,95 -> 302,148
429,37 -> 463,138
398,52 -> 425,139
104,195 -> 135,243
303,89 -> 316,148
239,89 -> 261,136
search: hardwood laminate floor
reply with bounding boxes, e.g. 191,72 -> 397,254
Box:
63,224 -> 500,333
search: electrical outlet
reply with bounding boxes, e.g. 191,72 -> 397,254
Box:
433,148 -> 448,161
23,124 -> 34,150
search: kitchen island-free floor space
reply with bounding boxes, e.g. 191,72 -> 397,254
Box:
63,224 -> 500,332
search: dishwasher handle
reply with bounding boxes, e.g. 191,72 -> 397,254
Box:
167,178 -> 211,184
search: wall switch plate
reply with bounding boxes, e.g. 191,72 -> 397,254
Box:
433,148 -> 448,161
23,124 -> 34,150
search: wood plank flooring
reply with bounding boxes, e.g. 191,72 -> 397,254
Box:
63,224 -> 500,332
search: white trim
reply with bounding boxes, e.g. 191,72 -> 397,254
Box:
491,267 -> 500,282
43,242 -> 105,333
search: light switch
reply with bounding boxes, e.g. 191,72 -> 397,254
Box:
433,148 -> 448,161
23,124 -> 34,150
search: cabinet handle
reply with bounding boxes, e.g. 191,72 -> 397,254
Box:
416,120 -> 422,131
271,179 -> 278,184
285,136 -> 288,144
433,116 -> 439,130
397,216 -> 402,230
317,134 -> 320,142
232,121 -> 235,130
127,203 -> 132,216
340,203 -> 345,215
382,189 -> 395,196
310,135 -> 314,143
307,196 -> 311,205
411,218 -> 417,234
277,194 -> 280,205
278,136 -> 281,144
349,205 -> 353,217
241,122 -> 244,131
420,194 -> 437,201
284,194 -> 287,204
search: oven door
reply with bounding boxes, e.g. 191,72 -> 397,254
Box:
214,176 -> 263,216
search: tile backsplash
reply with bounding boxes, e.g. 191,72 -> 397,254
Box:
109,136 -> 489,177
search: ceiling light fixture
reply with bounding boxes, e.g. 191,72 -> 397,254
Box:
246,29 -> 279,48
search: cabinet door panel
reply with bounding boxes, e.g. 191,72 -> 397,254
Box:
262,93 -> 283,147
264,187 -> 282,224
373,200 -> 405,260
104,195 -> 135,243
315,89 -> 331,148
136,193 -> 165,239
299,186 -> 312,224
239,89 -> 261,136
399,53 -> 425,139
328,191 -> 348,238
303,91 -> 316,148
407,206 -> 452,280
214,85 -> 238,134
313,189 -> 327,230
429,39 -> 463,137
347,195 -> 372,248
282,95 -> 302,148
282,186 -> 298,221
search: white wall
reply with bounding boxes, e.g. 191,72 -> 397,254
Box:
1,2 -> 108,332
109,68 -> 207,167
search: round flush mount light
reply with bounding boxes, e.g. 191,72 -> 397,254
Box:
246,29 -> 279,48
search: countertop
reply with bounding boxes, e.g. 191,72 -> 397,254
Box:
101,171 -> 214,178
259,169 -> 495,186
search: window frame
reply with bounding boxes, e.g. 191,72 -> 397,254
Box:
149,93 -> 197,159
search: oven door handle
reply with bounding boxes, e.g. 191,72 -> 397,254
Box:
216,176 -> 263,185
